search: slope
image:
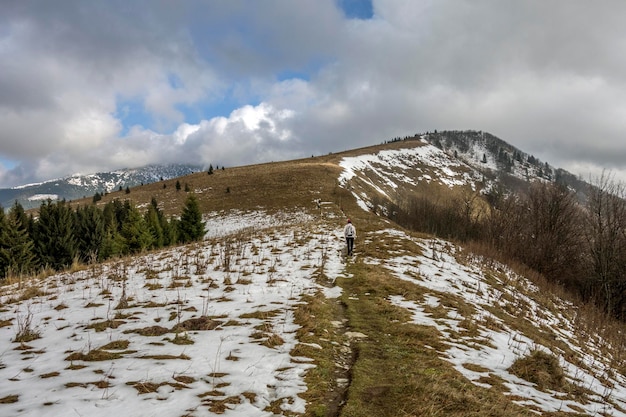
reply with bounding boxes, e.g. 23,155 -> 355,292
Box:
2,138 -> 626,416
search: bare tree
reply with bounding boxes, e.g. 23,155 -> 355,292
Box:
583,173 -> 626,317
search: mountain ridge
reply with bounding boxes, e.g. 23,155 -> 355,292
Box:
0,163 -> 204,210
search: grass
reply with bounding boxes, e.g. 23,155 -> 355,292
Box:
292,291 -> 347,416
0,394 -> 19,404
509,350 -> 566,392
127,380 -> 188,394
65,343 -> 137,362
336,260 -> 535,417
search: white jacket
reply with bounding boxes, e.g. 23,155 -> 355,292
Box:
344,223 -> 356,238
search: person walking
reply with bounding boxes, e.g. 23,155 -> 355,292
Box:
343,218 -> 357,256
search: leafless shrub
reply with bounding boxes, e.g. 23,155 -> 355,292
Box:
14,305 -> 40,343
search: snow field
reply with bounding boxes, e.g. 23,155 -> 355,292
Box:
0,211 -> 346,417
373,228 -> 626,415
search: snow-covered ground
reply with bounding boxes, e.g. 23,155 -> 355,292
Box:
0,210 -> 347,417
376,228 -> 626,416
338,142 -> 483,211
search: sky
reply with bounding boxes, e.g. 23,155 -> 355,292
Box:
1,0 -> 626,188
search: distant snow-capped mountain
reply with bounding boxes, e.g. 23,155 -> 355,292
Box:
0,164 -> 203,210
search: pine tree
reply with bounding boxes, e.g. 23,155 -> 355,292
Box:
0,208 -> 37,277
75,204 -> 105,262
11,201 -> 29,230
178,194 -> 205,243
0,207 -> 7,277
144,197 -> 165,249
120,203 -> 153,254
34,200 -> 77,270
99,227 -> 125,260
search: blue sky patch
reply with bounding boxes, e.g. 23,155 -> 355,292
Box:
337,0 -> 374,19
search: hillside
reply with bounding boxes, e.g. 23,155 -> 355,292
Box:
2,137 -> 626,416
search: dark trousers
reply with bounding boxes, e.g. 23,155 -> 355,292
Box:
346,237 -> 354,255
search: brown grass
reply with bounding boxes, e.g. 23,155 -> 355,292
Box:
173,375 -> 196,384
509,350 -> 566,391
138,353 -> 190,360
0,394 -> 19,404
171,316 -> 222,332
66,348 -> 131,362
125,325 -> 169,336
100,340 -> 130,350
336,260 -> 535,417
203,395 -> 242,414
86,319 -> 125,332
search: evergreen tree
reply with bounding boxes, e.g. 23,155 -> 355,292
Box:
176,180 -> 181,191
75,204 -> 105,262
178,194 -> 205,243
120,203 -> 153,254
0,206 -> 37,277
144,197 -> 165,249
99,226 -> 126,260
0,207 -> 7,277
34,200 -> 77,270
100,200 -> 125,260
11,201 -> 29,230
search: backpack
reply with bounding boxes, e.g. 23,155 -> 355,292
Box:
346,225 -> 355,237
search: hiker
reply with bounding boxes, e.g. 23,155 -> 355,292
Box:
343,218 -> 357,256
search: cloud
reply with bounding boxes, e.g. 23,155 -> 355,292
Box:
2,0 -> 626,187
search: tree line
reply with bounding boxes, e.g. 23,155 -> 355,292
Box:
381,175 -> 626,320
0,194 -> 205,280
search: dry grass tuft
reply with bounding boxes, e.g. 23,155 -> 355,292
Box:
169,333 -> 194,345
138,353 -> 191,360
125,325 -> 169,336
100,340 -> 130,350
171,316 -> 222,332
127,380 -> 189,394
173,375 -> 196,384
508,350 -> 566,391
239,309 -> 282,320
86,319 -> 125,332
0,394 -> 19,404
202,395 -> 242,414
66,349 -> 128,362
